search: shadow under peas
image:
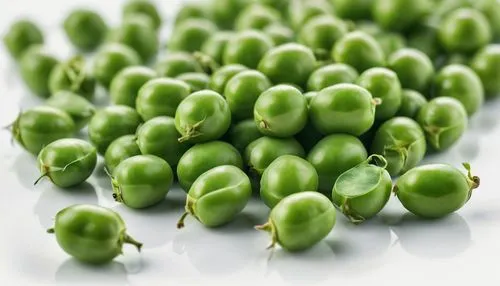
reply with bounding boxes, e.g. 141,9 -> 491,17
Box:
55,258 -> 128,286
12,151 -> 39,189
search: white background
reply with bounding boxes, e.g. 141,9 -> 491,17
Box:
1,1 -> 500,285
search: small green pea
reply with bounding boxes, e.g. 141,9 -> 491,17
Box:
375,32 -> 406,56
387,48 -> 435,92
200,32 -> 234,65
155,52 -> 203,78
288,0 -> 333,30
19,46 -> 59,97
373,0 -> 431,32
245,137 -> 305,175
46,91 -> 96,130
174,2 -> 211,26
209,64 -> 248,94
229,119 -> 264,154
298,15 -> 348,55
176,72 -> 210,92
48,56 -> 96,100
63,9 -> 107,51
235,4 -> 281,31
110,66 -> 156,107
223,30 -> 274,69
396,89 -> 428,119
92,43 -> 141,88
169,19 -> 218,53
332,31 -> 385,73
307,63 -> 359,92
470,44 -> 500,97
3,19 -> 43,60
332,0 -> 372,20
475,0 -> 500,40
123,0 -> 162,30
211,0 -> 252,29
104,135 -> 141,175
263,24 -> 295,46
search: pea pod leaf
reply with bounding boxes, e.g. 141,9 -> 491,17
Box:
334,164 -> 383,198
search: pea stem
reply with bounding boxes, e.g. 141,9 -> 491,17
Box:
47,228 -> 55,234
177,212 -> 189,229
123,233 -> 143,252
255,221 -> 278,250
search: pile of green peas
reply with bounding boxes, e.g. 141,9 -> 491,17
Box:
3,0 -> 498,263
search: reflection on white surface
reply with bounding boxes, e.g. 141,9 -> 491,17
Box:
55,259 -> 128,286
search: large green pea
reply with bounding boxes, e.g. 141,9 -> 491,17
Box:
387,48 -> 434,92
229,119 -> 264,154
417,97 -> 468,151
396,89 -> 428,119
92,43 -> 141,88
307,134 -> 368,194
19,46 -> 59,97
331,0 -> 372,20
235,4 -> 281,31
174,2 -> 211,26
307,63 -> 359,91
12,106 -> 75,155
370,117 -> 426,176
46,91 -> 96,130
298,15 -> 348,54
332,31 -> 385,73
169,19 -> 218,53
48,56 -> 96,100
176,72 -> 210,92
177,165 -> 252,228
373,0 -> 431,32
209,64 -> 248,94
104,135 -> 141,175
63,9 -> 107,51
109,66 -> 156,107
256,191 -> 336,252
254,85 -> 308,137
3,19 -> 43,60
471,44 -> 500,97
395,163 -> 480,218
288,0 -> 333,30
223,30 -> 274,69
123,0 -> 162,30
211,0 -> 251,29
177,141 -> 243,191
200,32 -> 233,65
155,52 -> 203,78
36,139 -> 97,188
263,24 -> 295,46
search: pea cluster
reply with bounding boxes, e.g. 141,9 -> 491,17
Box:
3,0 -> 496,263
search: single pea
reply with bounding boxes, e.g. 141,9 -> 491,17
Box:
332,31 -> 385,73
88,105 -> 142,155
295,119 -> 324,153
63,9 -> 107,51
11,106 -> 75,155
395,163 -> 480,218
475,0 -> 500,40
136,78 -> 191,121
307,134 -> 368,194
229,119 -> 264,154
155,52 -> 203,78
46,91 -> 96,130
258,43 -> 316,88
104,135 -> 141,175
36,139 -> 97,188
254,84 -> 308,137
396,89 -> 428,119
3,19 -> 43,60
177,141 -> 243,190
235,4 -> 281,31
373,0 -> 431,32
309,83 -> 376,136
245,137 -> 305,175
123,0 -> 162,30
387,48 -> 435,92
49,56 -> 96,100
298,15 -> 348,56
370,117 -> 426,176
109,66 -> 156,107
19,46 -> 59,97
211,0 -> 251,29
471,44 -> 500,97
209,64 -> 248,94
92,43 -> 141,88
174,2 -> 211,26
48,204 -> 142,264
417,97 -> 468,151
177,165 -> 252,228
288,0 -> 333,30
357,67 -> 402,121
176,72 -> 210,92
224,70 -> 272,121
223,30 -> 274,69
263,24 -> 295,46
332,155 -> 392,224
307,63 -> 359,91
332,0 -> 372,20
407,26 -> 441,60
375,32 -> 406,56
256,191 -> 336,252
200,32 -> 234,65
438,8 -> 492,54
169,19 -> 218,53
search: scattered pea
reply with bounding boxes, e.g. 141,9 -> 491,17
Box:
229,119 -> 264,154
48,56 -> 96,100
63,9 -> 107,51
92,43 -> 141,88
209,64 -> 248,94
224,30 -> 274,69
123,0 -> 162,30
387,48 -> 435,92
235,4 -> 281,31
471,44 -> 500,97
46,91 -> 96,130
104,135 -> 141,175
396,89 -> 428,119
3,19 -> 43,60
332,31 -> 385,73
155,52 -> 203,78
110,66 -> 156,107
169,19 -> 218,53
307,63 -> 359,92
19,46 -> 59,97
176,72 -> 210,92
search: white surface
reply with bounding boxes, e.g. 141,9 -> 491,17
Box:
1,1 -> 500,285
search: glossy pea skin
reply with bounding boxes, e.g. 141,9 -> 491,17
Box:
46,91 -> 96,130
258,43 -> 317,89
3,19 -> 43,60
110,66 -> 156,107
229,119 -> 264,154
104,135 -> 141,175
37,139 -> 97,188
332,0 -> 372,20
174,2 -> 210,26
373,0 -> 431,32
357,67 -> 402,121
88,106 -> 142,155
178,165 -> 252,228
387,48 -> 435,92
309,83 -> 375,136
48,204 -> 142,264
307,63 -> 358,92
176,72 -> 210,92
257,192 -> 336,252
471,44 -> 500,97
209,64 -> 248,94
64,9 -> 107,51
332,31 -> 385,73
370,117 -> 426,176
396,89 -> 428,119
263,24 -> 295,46
136,78 -> 191,121
254,85 -> 308,137
260,155 -> 319,208
417,97 -> 468,151
245,137 -> 305,175
48,56 -> 96,100
434,64 -> 484,116
223,30 -> 274,69
92,43 -> 141,88
211,0 -> 251,29
395,164 -> 479,218
12,106 -> 75,155
123,0 -> 162,30
155,52 -> 203,78
235,4 -> 281,31
288,0 -> 333,30
307,134 -> 368,194
200,32 -> 233,65
19,46 -> 59,97
169,19 -> 218,53
298,15 -> 348,54
177,141 -> 243,191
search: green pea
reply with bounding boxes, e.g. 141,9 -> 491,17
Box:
48,204 -> 142,264
258,43 -> 316,88
298,15 -> 348,55
333,155 -> 392,224
63,9 -> 107,51
229,119 -> 264,154
211,0 -> 251,29
396,89 -> 428,119
395,163 -> 480,218
254,84 -> 308,137
332,31 -> 385,73
310,83 -> 376,136
370,117 -> 426,176
224,70 -> 272,121
200,32 -> 233,65
235,4 -> 281,31
387,48 -> 434,92
177,165 -> 252,228
471,44 -> 500,97
109,66 -> 156,107
209,64 -> 248,94
357,67 -> 402,121
375,32 -> 406,56
331,0 -> 372,20
176,72 -> 210,92
48,56 -> 96,100
177,141 -> 243,191
256,191 -> 336,252
136,78 -> 191,121
417,97 -> 468,151
92,43 -> 141,88
245,137 -> 305,175
46,91 -> 96,130
169,19 -> 218,53
3,19 -> 43,60
12,106 -> 75,155
104,135 -> 141,175
36,139 -> 97,188
373,0 -> 431,32
123,0 -> 162,30
307,63 -> 358,91
263,24 -> 295,46
19,46 -> 59,97
88,105 -> 142,155
307,134 -> 368,194
475,0 -> 500,40
155,52 -> 203,78
288,0 -> 333,30
223,30 -> 274,69
174,2 -> 211,26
